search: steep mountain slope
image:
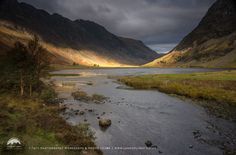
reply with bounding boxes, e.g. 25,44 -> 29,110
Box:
0,0 -> 160,67
145,0 -> 236,68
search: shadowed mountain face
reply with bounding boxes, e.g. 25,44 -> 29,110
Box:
0,0 -> 160,66
145,0 -> 236,68
175,0 -> 236,51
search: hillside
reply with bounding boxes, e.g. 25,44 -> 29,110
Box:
145,0 -> 236,68
0,0 -> 160,67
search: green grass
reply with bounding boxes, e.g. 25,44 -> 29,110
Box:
49,74 -> 81,77
0,94 -> 101,154
50,64 -> 103,71
119,71 -> 236,120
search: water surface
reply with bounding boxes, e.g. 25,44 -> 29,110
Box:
51,68 -> 236,155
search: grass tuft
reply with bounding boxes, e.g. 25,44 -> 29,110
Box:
72,91 -> 107,104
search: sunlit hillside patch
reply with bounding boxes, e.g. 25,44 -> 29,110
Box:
0,21 -> 137,68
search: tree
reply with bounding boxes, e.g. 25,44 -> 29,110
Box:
27,35 -> 50,96
4,42 -> 32,96
1,35 -> 50,96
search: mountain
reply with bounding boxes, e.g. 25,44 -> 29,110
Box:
145,0 -> 236,68
0,0 -> 160,67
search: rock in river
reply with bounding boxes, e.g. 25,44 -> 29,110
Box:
79,111 -> 85,115
88,109 -> 93,112
99,119 -> 112,128
145,140 -> 153,147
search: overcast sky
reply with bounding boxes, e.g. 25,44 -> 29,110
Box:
19,0 -> 216,53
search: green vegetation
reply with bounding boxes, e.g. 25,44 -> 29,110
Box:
39,86 -> 58,104
50,64 -> 99,70
72,90 -> 107,104
0,35 -> 49,97
49,73 -> 81,77
119,71 -> 236,120
0,94 -> 100,154
0,37 -> 100,154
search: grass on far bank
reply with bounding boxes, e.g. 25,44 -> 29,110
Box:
0,94 -> 101,155
50,64 -> 99,71
119,71 -> 236,120
49,64 -> 139,71
49,73 -> 81,77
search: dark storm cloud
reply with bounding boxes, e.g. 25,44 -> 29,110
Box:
19,0 -> 216,46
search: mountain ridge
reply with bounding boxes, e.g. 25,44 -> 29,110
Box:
0,0 -> 160,67
145,0 -> 236,68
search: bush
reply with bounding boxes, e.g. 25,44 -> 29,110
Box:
40,87 -> 57,104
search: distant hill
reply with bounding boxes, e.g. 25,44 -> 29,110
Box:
145,0 -> 236,68
0,0 -> 160,67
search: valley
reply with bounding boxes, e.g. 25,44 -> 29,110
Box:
0,0 -> 235,154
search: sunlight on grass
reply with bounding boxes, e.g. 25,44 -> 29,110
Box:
49,73 -> 81,77
119,71 -> 236,120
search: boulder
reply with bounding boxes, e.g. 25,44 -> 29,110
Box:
145,140 -> 153,147
99,119 -> 112,128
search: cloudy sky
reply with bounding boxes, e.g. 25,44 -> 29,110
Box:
19,0 -> 216,53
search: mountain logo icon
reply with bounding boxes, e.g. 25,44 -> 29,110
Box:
5,137 -> 23,150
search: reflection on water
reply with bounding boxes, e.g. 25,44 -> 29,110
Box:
51,68 -> 235,155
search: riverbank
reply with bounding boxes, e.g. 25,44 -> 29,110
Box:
119,71 -> 236,120
49,64 -> 141,71
0,93 -> 101,155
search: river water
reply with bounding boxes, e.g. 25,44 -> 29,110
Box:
51,68 -> 236,155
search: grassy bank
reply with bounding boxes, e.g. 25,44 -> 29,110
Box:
119,71 -> 236,120
49,73 -> 81,77
50,64 -> 139,71
50,64 -> 91,70
0,94 -> 101,154
0,35 -> 101,154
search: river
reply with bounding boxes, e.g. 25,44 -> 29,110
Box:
51,68 -> 236,155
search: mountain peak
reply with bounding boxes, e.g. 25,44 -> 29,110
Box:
175,0 -> 236,51
145,0 -> 236,68
0,0 -> 159,66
